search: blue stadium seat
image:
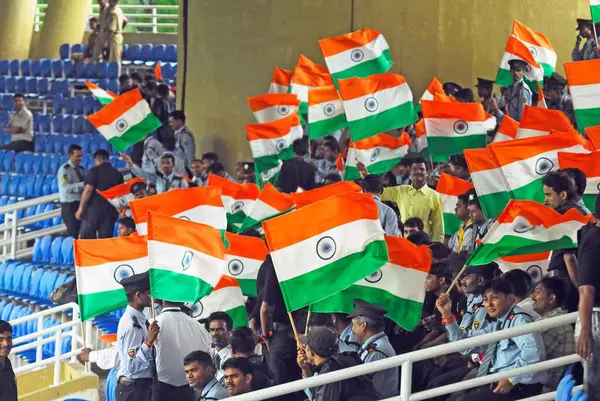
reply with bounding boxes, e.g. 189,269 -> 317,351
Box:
38,236 -> 53,263
26,78 -> 39,97
52,114 -> 63,133
20,264 -> 33,295
59,44 -> 71,61
0,302 -> 13,321
83,62 -> 94,81
7,175 -> 20,196
1,262 -> 15,293
14,152 -> 28,173
15,77 -> 26,94
161,63 -> 173,80
108,79 -> 118,94
51,89 -> 64,111
135,44 -> 153,66
62,115 -> 74,135
40,59 -> 52,78
122,44 -> 141,66
98,78 -> 110,90
165,45 -> 177,63
5,77 -> 16,94
22,175 -> 35,198
21,60 -> 32,77
41,270 -> 58,300
107,62 -> 119,80
72,95 -> 85,115
0,60 -> 8,76
61,237 -> 74,265
42,176 -> 54,196
38,78 -> 49,97
83,96 -> 96,115
149,44 -> 166,66
10,263 -> 24,294
0,174 -> 10,195
50,177 -> 58,194
31,60 -> 42,76
0,76 -> 5,93
49,154 -> 62,175
51,59 -> 63,78
39,154 -> 51,175
73,116 -> 86,135
50,237 -> 64,264
63,60 -> 75,79
53,273 -> 68,294
0,111 -> 9,126
39,114 -> 51,133
33,175 -> 45,197
9,60 -> 20,76
2,151 -> 14,173
95,62 -> 108,79
29,154 -> 42,175
63,97 -> 74,115
29,267 -> 44,301
80,134 -> 91,153
75,62 -> 86,80
72,43 -> 85,55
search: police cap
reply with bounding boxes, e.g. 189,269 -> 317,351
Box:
544,73 -> 567,91
120,272 -> 150,295
348,299 -> 387,319
299,326 -> 339,356
454,88 -> 475,103
463,262 -> 498,276
443,82 -> 463,96
475,78 -> 495,90
508,59 -> 528,72
576,18 -> 593,30
130,181 -> 146,195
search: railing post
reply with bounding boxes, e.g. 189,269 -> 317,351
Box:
70,306 -> 80,363
152,7 -> 158,33
36,315 -> 44,362
400,361 -> 412,401
10,211 -> 18,259
53,329 -> 62,386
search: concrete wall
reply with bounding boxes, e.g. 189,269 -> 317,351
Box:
0,0 -> 37,60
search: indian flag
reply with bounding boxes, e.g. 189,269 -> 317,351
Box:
344,132 -> 411,181
247,93 -> 300,123
269,67 -> 293,94
97,177 -> 145,211
468,200 -> 592,266
495,35 -> 544,90
290,181 -> 362,208
148,212 -> 226,302
85,81 -> 115,105
86,88 -> 161,152
493,115 -> 519,143
516,106 -> 577,139
436,173 -> 474,236
338,73 -> 418,141
192,276 -> 248,328
497,251 -> 551,283
318,28 -> 392,82
564,59 -> 600,132
422,100 -> 496,162
464,147 -> 512,220
256,159 -> 283,190
263,192 -> 388,311
419,77 -> 444,103
238,182 -> 295,232
308,85 -> 348,139
413,120 -> 429,156
207,174 -> 259,230
290,55 -> 334,113
592,0 -> 600,24
74,235 -> 149,321
512,20 -> 557,76
558,151 -> 600,212
224,232 -> 268,296
310,236 -> 431,330
129,186 -> 227,235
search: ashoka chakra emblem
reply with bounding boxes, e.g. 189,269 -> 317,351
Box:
316,236 -> 336,260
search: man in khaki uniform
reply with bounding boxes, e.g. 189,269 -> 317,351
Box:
106,0 -> 125,64
92,0 -> 108,61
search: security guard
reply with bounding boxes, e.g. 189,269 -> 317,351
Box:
572,18 -> 599,61
169,111 -> 196,176
92,0 -> 108,61
349,299 -> 399,399
115,272 -> 159,401
123,152 -> 189,194
141,132 -> 165,175
544,73 -> 576,127
491,59 -> 532,122
57,144 -> 85,238
106,0 -> 125,64
475,78 -> 495,113
443,82 -> 463,97
331,313 -> 360,352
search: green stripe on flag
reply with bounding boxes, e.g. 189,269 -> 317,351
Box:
331,50 -> 393,82
308,114 -> 348,139
226,304 -> 249,328
349,102 -> 417,141
237,278 -> 257,297
444,213 -> 462,236
541,63 -> 555,77
592,5 -> 600,24
479,192 -> 512,220
344,158 -> 400,181
583,194 -> 596,213
495,69 -> 541,92
510,178 -> 545,204
574,108 -> 600,132
427,135 -> 487,163
78,290 -> 127,322
150,269 -> 213,303
108,113 -> 161,152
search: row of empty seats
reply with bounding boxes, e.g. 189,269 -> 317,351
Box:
0,60 -> 120,81
30,113 -> 100,135
0,173 -> 58,199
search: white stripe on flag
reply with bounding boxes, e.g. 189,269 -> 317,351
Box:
149,241 -> 224,284
77,257 -> 149,295
325,35 -> 390,74
308,99 -> 345,123
96,99 -> 151,140
354,262 -> 427,303
249,125 -> 303,158
343,83 -> 412,122
136,205 -> 227,235
569,84 -> 600,110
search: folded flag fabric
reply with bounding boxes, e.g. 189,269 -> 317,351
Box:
344,132 -> 411,181
338,73 -> 417,141
269,67 -> 293,94
308,85 -> 348,139
224,232 -> 268,296
468,200 -> 592,266
436,173 -> 475,235
419,77 -> 444,104
97,177 -> 145,212
310,235 -> 431,331
511,20 -> 557,76
85,81 -> 116,105
496,35 -> 544,91
493,115 -> 519,143
238,182 -> 295,232
564,59 -> 600,132
290,181 -> 362,208
75,235 -> 149,321
247,93 -> 300,123
558,151 -> 600,212
207,174 -> 259,230
192,276 -> 248,328
148,212 -> 226,303
515,106 -> 577,139
129,186 -> 227,235
263,192 -> 387,311
87,88 -> 161,152
496,251 -> 551,283
255,159 -> 283,190
422,100 -> 496,162
592,0 -> 600,24
154,63 -> 162,80
318,28 -> 392,82
289,55 -> 334,113
414,120 -> 429,156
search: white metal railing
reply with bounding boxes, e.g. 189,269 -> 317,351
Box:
0,193 -> 64,261
8,302 -> 89,386
228,312 -> 582,401
34,3 -> 179,33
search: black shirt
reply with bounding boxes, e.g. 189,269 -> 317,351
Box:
277,158 -> 316,194
548,201 -> 587,273
577,223 -> 600,306
0,358 -> 17,401
259,256 -> 289,325
84,161 -> 124,215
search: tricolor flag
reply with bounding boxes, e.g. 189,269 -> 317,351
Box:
290,181 -> 362,208
495,35 -> 544,91
247,94 -> 300,123
422,100 -> 496,162
85,81 -> 115,105
238,183 -> 295,232
591,0 -> 600,24
497,251 -> 551,283
308,85 -> 348,139
148,212 -> 226,302
87,88 -> 161,151
419,77 -> 445,104
468,200 -> 592,266
515,106 -> 577,139
413,120 -> 429,155
75,235 -> 149,321
263,192 -> 388,311
344,132 -> 411,181
129,186 -> 227,235
269,67 -> 293,94
338,73 -> 418,141
493,115 -> 519,143
512,20 -> 557,76
207,174 -> 259,230
192,276 -> 248,328
310,236 -> 431,330
585,125 -> 600,149
318,28 -> 392,82
256,159 -> 283,190
97,178 -> 145,212
289,55 -> 334,113
564,59 -> 600,132
224,232 -> 268,296
436,173 -> 474,235
558,151 -> 600,212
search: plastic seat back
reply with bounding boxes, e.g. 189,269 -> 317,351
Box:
165,45 -> 177,63
31,60 -> 42,76
123,44 -> 141,63
59,44 -> 70,60
10,263 -> 24,293
9,60 -> 20,76
2,262 -> 15,291
20,60 -> 32,76
40,59 -> 52,78
139,44 -> 153,63
60,237 -> 74,265
0,302 -> 13,321
29,267 -> 44,298
72,43 -> 84,54
63,60 -> 75,78
2,151 -> 14,173
0,60 -> 8,75
26,77 -> 38,95
7,175 -> 20,197
107,62 -> 119,80
20,263 -> 34,295
151,44 -> 166,62
15,77 -> 26,93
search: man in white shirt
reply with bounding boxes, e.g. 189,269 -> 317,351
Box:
2,93 -> 33,153
207,312 -> 233,382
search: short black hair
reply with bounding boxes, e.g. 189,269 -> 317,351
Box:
119,217 -> 136,230
292,138 -> 308,156
324,173 -> 341,184
323,140 -> 340,153
457,192 -> 470,205
222,357 -> 254,376
157,83 -> 170,98
208,311 -> 233,331
202,152 -> 219,163
449,154 -> 468,169
183,350 -> 213,367
538,277 -> 567,308
360,174 -> 383,195
170,110 -> 186,123
405,217 -> 424,230
13,93 -> 25,100
410,156 -> 426,166
144,73 -> 157,82
429,261 -> 452,282
467,191 -> 482,209
160,153 -> 175,163
429,242 -> 451,261
89,17 -> 98,23
208,162 -> 225,175
407,231 -> 431,245
130,72 -> 143,82
118,74 -> 131,84
68,144 -> 82,155
145,80 -> 158,91
0,320 -> 11,334
229,327 -> 256,355
502,269 -> 533,299
482,278 -> 514,296
542,171 -> 576,200
561,168 -> 587,198
93,149 -> 110,161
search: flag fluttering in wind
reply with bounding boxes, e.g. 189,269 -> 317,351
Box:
558,151 -> 600,212
418,77 -> 445,111
590,0 -> 600,24
238,183 -> 295,232
97,177 -> 145,212
516,106 -> 578,139
436,173 -> 474,235
564,59 -> 600,133
511,20 -> 557,76
224,232 -> 268,296
497,251 -> 551,283
495,35 -> 544,91
308,85 -> 348,139
191,276 -> 248,328
85,81 -> 116,105
207,174 -> 259,230
414,120 -> 429,156
269,67 -> 293,94
493,115 -> 519,143
344,132 -> 411,181
154,62 -> 163,80
247,93 -> 300,124
289,55 -> 334,113
290,181 -> 362,208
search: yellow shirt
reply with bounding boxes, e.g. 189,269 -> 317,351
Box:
381,184 -> 444,242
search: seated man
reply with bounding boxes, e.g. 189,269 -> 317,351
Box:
222,358 -> 255,397
117,217 -> 136,237
404,216 -> 425,238
184,350 -> 229,400
2,93 -> 33,153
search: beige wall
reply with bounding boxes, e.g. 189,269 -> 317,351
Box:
0,0 -> 37,60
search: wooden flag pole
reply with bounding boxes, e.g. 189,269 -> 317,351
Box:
351,141 -> 368,179
304,311 -> 311,336
445,263 -> 468,294
288,312 -> 301,343
151,296 -> 157,321
80,321 -> 90,373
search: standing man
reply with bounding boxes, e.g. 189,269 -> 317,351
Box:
491,60 -> 532,122
277,139 -> 316,193
92,0 -> 108,61
189,159 -> 204,186
360,175 -> 401,236
207,312 -> 233,382
0,321 -> 17,401
76,150 -> 124,239
183,351 -> 229,400
467,194 -> 492,246
2,93 -> 33,153
315,140 -> 340,184
475,78 -> 495,113
58,144 -> 85,239
106,0 -> 125,64
115,272 -> 159,401
544,73 -> 576,127
122,152 -> 188,194
447,193 -> 474,255
169,111 -> 196,176
572,18 -> 599,61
